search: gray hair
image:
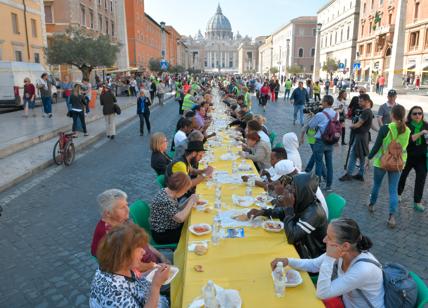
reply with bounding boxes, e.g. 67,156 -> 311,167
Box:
96,189 -> 128,214
187,130 -> 204,142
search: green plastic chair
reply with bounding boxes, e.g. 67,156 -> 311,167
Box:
269,131 -> 277,147
129,200 -> 177,250
410,272 -> 428,308
274,142 -> 284,149
325,193 -> 346,222
156,174 -> 166,188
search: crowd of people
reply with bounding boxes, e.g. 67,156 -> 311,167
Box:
86,73 -> 426,307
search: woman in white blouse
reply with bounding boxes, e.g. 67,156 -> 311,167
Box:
271,218 -> 385,308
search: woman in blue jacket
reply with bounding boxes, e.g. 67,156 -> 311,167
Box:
137,90 -> 152,136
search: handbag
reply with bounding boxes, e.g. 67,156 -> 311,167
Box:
113,103 -> 121,115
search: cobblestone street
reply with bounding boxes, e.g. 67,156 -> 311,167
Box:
0,94 -> 426,307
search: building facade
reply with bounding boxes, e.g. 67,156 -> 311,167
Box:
259,16 -> 317,79
0,0 -> 47,64
183,4 -> 260,73
44,0 -> 119,79
403,0 -> 428,86
317,0 -> 360,80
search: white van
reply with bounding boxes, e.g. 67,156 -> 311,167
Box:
0,61 -> 58,108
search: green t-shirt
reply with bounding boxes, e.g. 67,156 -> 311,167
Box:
285,80 -> 292,90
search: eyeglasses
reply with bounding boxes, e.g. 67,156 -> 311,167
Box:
412,112 -> 423,116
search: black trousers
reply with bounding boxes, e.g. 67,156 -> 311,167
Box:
151,225 -> 183,245
138,112 -> 151,134
178,100 -> 183,114
72,110 -> 87,133
149,91 -> 155,103
398,155 -> 427,203
314,93 -> 321,102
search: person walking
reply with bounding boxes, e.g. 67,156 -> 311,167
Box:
307,95 -> 337,191
156,80 -> 166,106
100,85 -> 117,139
367,105 -> 411,228
269,78 -> 276,102
260,81 -> 270,112
81,78 -> 92,114
378,75 -> 385,95
313,81 -> 321,102
290,81 -> 309,126
377,89 -> 398,126
149,78 -> 157,103
69,84 -> 88,136
37,73 -> 53,118
415,76 -> 421,90
334,90 -> 348,145
339,94 -> 373,182
23,77 -> 36,117
284,78 -> 292,101
274,79 -> 280,103
61,76 -> 73,111
137,90 -> 151,136
324,79 -> 330,95
397,106 -> 428,212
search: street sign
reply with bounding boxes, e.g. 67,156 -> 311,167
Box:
160,59 -> 169,71
338,63 -> 345,69
353,63 -> 361,70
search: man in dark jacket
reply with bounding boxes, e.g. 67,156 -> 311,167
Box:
290,81 -> 309,126
100,85 -> 117,139
248,173 -> 327,259
136,90 -> 151,136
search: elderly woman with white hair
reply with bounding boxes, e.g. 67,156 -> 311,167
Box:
91,189 -> 170,270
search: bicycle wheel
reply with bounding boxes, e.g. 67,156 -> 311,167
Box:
63,142 -> 75,166
52,140 -> 64,165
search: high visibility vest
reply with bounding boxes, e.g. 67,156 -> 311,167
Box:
182,94 -> 195,111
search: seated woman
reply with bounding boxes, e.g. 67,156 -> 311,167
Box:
240,131 -> 271,171
150,132 -> 172,175
150,172 -> 196,244
283,132 -> 302,171
91,189 -> 170,267
248,173 -> 327,259
90,223 -> 170,308
271,218 -> 384,308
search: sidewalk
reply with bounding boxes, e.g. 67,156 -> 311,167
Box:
0,93 -> 175,192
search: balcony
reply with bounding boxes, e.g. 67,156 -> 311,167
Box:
374,24 -> 394,36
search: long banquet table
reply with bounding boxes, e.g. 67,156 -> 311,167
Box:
171,113 -> 324,308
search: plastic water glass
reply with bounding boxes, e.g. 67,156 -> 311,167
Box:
211,222 -> 221,246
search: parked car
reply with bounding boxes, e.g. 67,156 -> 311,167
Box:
0,61 -> 58,108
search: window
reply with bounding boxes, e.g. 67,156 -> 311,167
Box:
110,0 -> 113,12
369,22 -> 372,33
388,13 -> 392,24
99,14 -> 103,31
11,13 -> 19,34
98,0 -> 102,6
311,48 -> 315,57
34,53 -> 40,63
229,52 -> 233,68
425,29 -> 428,48
31,19 -> 37,37
89,10 -> 94,28
15,50 -> 23,61
379,0 -> 383,4
409,31 -> 420,50
414,2 -> 420,20
359,44 -> 364,56
105,20 -> 109,34
81,6 -> 86,26
335,31 -> 337,43
298,48 -> 304,57
330,33 -> 332,45
111,22 -> 114,36
361,24 -> 364,36
371,0 -> 374,9
340,29 -> 343,42
347,26 -> 350,40
105,0 -> 107,9
44,5 -> 53,23
366,43 -> 372,55
363,2 -> 366,13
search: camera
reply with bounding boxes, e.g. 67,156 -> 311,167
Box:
351,108 -> 362,124
303,101 -> 322,114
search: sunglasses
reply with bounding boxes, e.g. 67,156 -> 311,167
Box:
412,112 -> 423,116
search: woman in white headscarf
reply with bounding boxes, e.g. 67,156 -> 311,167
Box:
282,132 -> 302,171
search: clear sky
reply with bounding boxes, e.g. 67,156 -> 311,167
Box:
145,0 -> 325,38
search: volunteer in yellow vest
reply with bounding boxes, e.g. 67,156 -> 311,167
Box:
313,81 -> 321,102
367,104 -> 411,228
165,140 -> 214,195
243,87 -> 252,110
182,91 -> 197,112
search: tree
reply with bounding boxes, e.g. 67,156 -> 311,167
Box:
149,58 -> 162,72
286,64 -> 303,76
168,65 -> 185,73
46,27 -> 119,80
269,67 -> 279,75
322,58 -> 339,80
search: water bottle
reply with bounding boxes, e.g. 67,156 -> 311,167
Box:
212,218 -> 221,246
203,280 -> 218,308
273,262 -> 286,297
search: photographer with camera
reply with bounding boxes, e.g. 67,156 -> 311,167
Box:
339,94 -> 373,182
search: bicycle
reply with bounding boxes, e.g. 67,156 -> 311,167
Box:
53,132 -> 76,166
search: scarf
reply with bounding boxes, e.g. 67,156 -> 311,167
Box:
411,120 -> 424,145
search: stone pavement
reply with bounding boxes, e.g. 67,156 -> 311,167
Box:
254,92 -> 428,283
0,97 -> 181,307
0,90 -> 426,308
0,93 -> 174,192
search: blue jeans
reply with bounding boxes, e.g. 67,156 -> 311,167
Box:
313,139 -> 333,187
369,167 -> 401,214
65,96 -> 71,111
293,104 -> 304,125
284,89 -> 291,99
346,142 -> 365,176
41,96 -> 52,114
305,143 -> 327,178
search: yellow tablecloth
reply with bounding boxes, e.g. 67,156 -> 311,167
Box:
171,132 -> 324,308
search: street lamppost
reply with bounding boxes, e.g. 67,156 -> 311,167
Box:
285,38 -> 290,77
313,23 -> 322,81
160,21 -> 166,60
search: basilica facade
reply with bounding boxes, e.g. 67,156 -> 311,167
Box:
182,5 -> 262,74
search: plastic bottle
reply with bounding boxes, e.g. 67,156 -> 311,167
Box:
203,280 -> 218,308
273,262 -> 286,297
